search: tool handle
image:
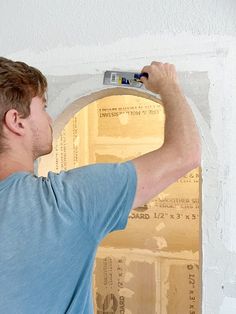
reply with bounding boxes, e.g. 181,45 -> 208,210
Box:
134,72 -> 149,80
140,72 -> 149,79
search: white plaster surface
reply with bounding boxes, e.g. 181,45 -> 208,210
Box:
1,0 -> 236,57
220,297 -> 236,314
1,1 -> 236,313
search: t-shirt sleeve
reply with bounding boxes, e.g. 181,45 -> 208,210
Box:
47,161 -> 137,243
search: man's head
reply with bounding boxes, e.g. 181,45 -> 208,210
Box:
0,57 -> 52,159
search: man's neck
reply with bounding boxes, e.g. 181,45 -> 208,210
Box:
0,152 -> 34,181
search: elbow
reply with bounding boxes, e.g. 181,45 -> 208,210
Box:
193,147 -> 201,168
180,142 -> 202,172
192,140 -> 202,168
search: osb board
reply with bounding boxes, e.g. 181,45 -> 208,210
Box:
38,95 -> 200,313
93,251 -> 199,314
100,165 -> 199,252
95,96 -> 164,138
38,95 -> 165,173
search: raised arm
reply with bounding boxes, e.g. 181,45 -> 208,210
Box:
131,61 -> 201,209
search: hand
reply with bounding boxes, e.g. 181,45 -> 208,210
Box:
140,61 -> 179,94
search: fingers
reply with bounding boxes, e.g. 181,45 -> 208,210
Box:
140,61 -> 178,94
140,66 -> 151,84
151,61 -> 163,67
141,62 -> 163,78
141,65 -> 151,75
141,61 -> 176,78
142,61 -> 175,70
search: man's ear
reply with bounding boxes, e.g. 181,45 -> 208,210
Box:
4,109 -> 26,136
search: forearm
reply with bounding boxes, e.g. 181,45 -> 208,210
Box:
131,62 -> 201,208
160,82 -> 201,167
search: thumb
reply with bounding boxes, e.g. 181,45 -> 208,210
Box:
140,76 -> 147,85
140,71 -> 149,84
140,76 -> 148,85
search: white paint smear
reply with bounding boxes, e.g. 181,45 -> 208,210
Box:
155,222 -> 166,232
124,272 -> 134,283
154,237 -> 168,250
118,112 -> 129,125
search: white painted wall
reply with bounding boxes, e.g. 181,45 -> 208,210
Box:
1,1 -> 236,313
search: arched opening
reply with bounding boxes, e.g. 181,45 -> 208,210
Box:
38,91 -> 200,313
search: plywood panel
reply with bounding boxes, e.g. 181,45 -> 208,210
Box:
94,251 -> 199,314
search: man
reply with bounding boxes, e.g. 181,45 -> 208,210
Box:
0,57 -> 201,313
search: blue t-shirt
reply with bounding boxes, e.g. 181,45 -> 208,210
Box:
0,162 -> 137,314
